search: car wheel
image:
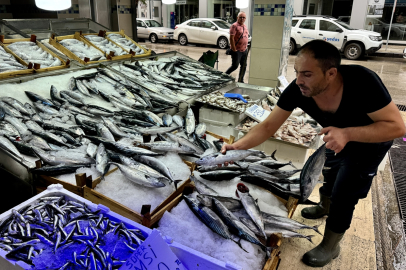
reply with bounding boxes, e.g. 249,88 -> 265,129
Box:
150,34 -> 158,43
344,43 -> 363,60
289,39 -> 296,54
179,34 -> 188,46
218,37 -> 228,49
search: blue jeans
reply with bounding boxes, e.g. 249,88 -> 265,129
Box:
225,49 -> 248,82
320,141 -> 393,233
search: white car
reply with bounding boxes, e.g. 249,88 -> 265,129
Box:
290,15 -> 383,60
174,18 -> 251,49
136,19 -> 174,43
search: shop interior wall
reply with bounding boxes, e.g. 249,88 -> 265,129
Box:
57,0 -> 80,19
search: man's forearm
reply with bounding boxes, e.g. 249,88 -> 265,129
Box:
230,38 -> 236,51
345,121 -> 405,143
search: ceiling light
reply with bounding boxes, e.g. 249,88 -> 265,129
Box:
35,0 -> 72,11
162,0 -> 176,5
236,0 -> 249,9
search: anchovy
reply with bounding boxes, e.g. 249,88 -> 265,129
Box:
300,144 -> 326,202
109,162 -> 166,188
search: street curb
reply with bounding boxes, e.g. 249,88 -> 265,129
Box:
370,52 -> 404,59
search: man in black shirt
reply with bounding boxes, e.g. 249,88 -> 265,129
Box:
221,40 -> 405,267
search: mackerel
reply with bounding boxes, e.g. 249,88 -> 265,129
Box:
109,162 -> 166,188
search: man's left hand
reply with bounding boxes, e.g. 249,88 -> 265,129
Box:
319,126 -> 349,153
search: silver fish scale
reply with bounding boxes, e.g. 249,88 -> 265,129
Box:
185,107 -> 196,135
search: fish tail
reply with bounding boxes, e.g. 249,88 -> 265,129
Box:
174,180 -> 182,190
313,223 -> 323,236
269,149 -> 277,161
306,235 -> 316,244
289,160 -> 297,169
232,238 -> 249,253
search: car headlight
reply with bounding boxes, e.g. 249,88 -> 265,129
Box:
369,35 -> 380,41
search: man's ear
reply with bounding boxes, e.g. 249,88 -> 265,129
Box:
327,67 -> 337,80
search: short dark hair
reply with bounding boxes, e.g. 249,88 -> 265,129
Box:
298,40 -> 341,73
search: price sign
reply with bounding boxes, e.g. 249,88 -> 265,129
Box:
277,75 -> 289,88
120,229 -> 186,270
245,104 -> 271,123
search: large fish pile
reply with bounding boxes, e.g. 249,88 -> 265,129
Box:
0,195 -> 147,269
0,46 -> 27,73
117,57 -> 234,97
194,149 -> 307,201
7,42 -> 62,68
107,34 -> 144,55
187,181 -> 320,246
84,35 -> 127,56
59,39 -> 107,61
196,91 -> 257,113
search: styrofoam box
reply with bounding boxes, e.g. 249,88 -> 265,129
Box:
0,184 -> 242,270
201,120 -> 239,139
199,106 -> 246,127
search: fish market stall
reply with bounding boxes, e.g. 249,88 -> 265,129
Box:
0,184 -> 245,270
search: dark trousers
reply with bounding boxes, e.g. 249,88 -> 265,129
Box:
225,49 -> 248,82
320,141 -> 393,233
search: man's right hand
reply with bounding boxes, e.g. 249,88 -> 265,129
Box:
218,143 -> 238,167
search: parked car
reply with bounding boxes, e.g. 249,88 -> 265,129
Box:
290,15 -> 383,60
174,18 -> 251,49
136,19 -> 174,43
337,16 -> 406,39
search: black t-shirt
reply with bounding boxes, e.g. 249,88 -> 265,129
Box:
277,65 -> 392,153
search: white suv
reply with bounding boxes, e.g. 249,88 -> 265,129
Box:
290,15 -> 383,60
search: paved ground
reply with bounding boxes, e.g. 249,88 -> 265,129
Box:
139,41 -> 406,105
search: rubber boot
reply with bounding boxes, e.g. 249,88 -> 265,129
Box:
302,227 -> 345,267
301,190 -> 330,219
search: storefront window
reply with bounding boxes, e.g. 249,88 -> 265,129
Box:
366,0 -> 406,41
175,0 -> 199,24
207,0 -> 240,24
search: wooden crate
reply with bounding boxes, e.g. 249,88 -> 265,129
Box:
1,35 -> 69,72
205,130 -> 235,145
0,36 -> 34,79
105,29 -> 152,58
83,160 -> 196,227
81,30 -> 133,61
33,160 -> 90,196
49,32 -> 109,65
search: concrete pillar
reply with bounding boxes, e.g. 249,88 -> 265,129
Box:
199,0 -> 208,18
248,0 -> 293,87
350,0 -> 368,29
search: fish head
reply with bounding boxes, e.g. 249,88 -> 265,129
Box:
145,175 -> 166,187
196,194 -> 212,207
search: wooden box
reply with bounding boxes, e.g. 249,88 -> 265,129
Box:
83,160 -> 196,227
81,30 -> 133,61
2,35 -> 69,73
105,30 -> 151,58
49,32 -> 109,65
